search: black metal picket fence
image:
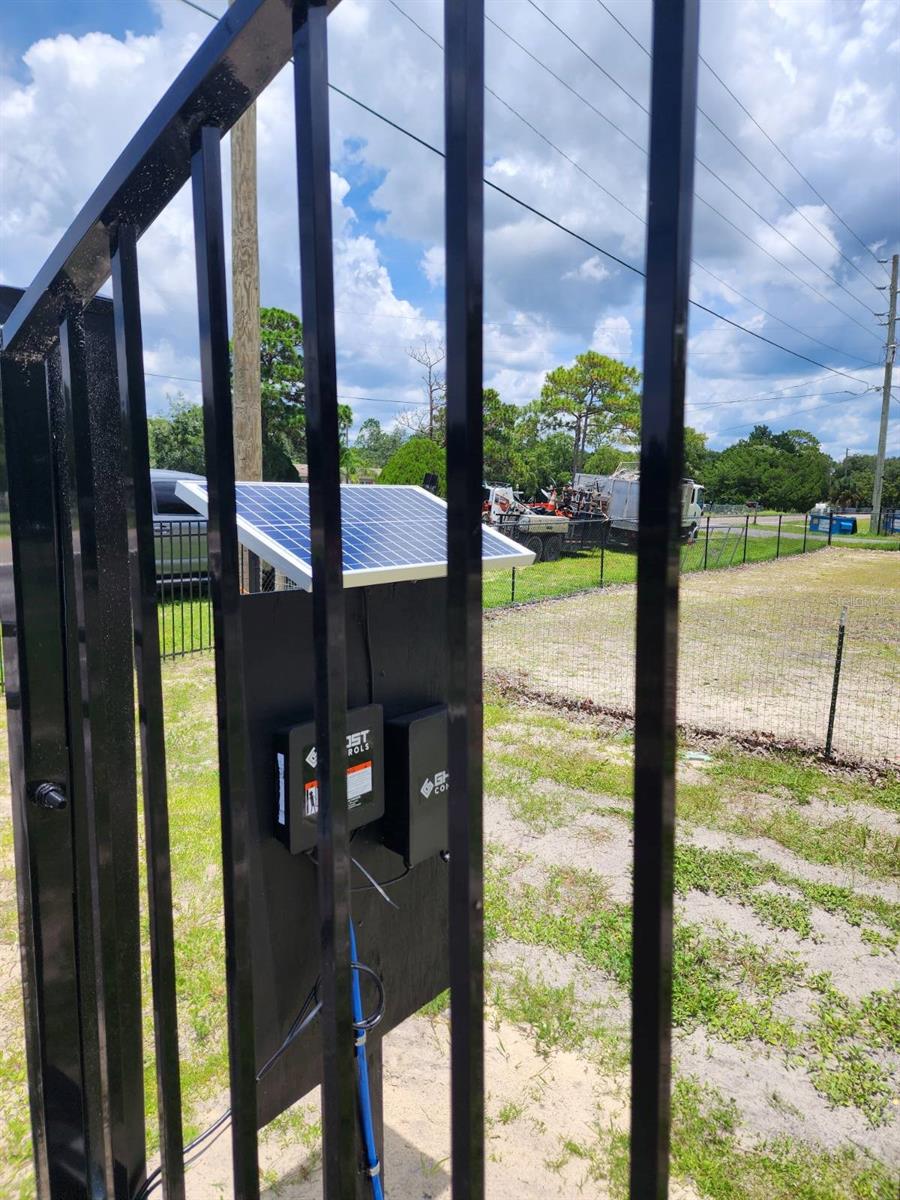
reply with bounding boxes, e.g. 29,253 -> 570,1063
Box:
2,510 -> 897,684
0,1 -> 726,1198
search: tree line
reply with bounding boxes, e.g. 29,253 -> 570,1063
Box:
145,306 -> 898,515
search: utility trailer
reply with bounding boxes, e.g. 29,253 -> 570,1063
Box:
574,467 -> 704,549
482,485 -> 610,561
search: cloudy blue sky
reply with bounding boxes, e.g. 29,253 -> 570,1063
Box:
1,0 -> 898,457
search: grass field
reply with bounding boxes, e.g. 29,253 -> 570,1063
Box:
147,530 -> 893,650
486,550 -> 900,762
482,527 -> 837,609
1,653 -> 896,1197
0,551 -> 897,1197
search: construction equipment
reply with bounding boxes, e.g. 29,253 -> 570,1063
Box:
574,466 -> 704,549
482,484 -> 609,561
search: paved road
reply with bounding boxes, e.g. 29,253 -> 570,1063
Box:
703,516 -> 893,546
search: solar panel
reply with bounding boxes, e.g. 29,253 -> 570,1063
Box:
174,480 -> 535,590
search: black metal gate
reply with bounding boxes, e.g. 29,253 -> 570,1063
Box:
0,1 -> 697,1197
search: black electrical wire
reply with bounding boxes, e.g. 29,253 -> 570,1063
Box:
389,0 -> 883,355
592,0 -> 888,293
176,0 -> 882,394
350,860 -> 411,894
524,0 -> 882,321
135,985 -> 322,1198
361,589 -> 376,706
134,960 -> 383,1198
314,962 -> 386,1032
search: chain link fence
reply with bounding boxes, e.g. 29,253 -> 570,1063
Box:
484,514 -> 838,609
484,587 -> 900,764
3,518 -> 896,763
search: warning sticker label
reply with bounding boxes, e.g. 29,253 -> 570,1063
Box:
304,781 -> 318,817
347,760 -> 373,808
303,759 -> 373,817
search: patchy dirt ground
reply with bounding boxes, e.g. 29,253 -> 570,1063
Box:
485,549 -> 900,762
484,704 -> 900,1163
1,551 -> 898,1198
173,1017 -> 707,1200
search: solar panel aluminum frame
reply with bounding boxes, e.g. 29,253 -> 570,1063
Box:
174,479 -> 534,589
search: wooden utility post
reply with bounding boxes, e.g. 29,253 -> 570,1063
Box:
871,253 -> 898,535
230,0 -> 262,483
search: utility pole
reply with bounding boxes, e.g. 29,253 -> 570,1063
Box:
871,252 -> 898,535
230,0 -> 262,482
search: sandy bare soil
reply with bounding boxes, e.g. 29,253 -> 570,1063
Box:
1,550 -> 897,1197
175,1017 -> 704,1200
485,549 -> 900,762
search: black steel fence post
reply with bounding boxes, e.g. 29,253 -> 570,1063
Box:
825,606 -> 847,759
191,123 -> 259,1197
511,566 -> 515,603
445,1 -> 486,1195
600,541 -> 605,588
776,513 -> 782,559
292,2 -> 358,1192
0,350 -> 81,1198
703,515 -> 710,569
742,514 -> 749,564
630,2 -> 699,1198
111,224 -> 186,1199
802,512 -> 808,553
828,509 -> 834,546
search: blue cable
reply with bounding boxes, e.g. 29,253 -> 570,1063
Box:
349,917 -> 385,1200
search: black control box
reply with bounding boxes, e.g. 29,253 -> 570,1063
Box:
383,705 -> 448,867
274,704 -> 384,854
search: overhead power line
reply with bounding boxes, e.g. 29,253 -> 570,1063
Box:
689,376 -> 834,408
332,84 -> 878,390
483,9 -> 879,366
699,54 -> 891,279
144,371 -> 429,406
592,0 -> 888,292
397,0 -> 881,356
176,0 -> 880,392
521,0 -> 880,331
716,391 -> 872,434
692,389 -> 859,410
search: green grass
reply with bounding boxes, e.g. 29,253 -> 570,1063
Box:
485,708 -> 899,880
486,848 -> 897,1125
490,971 -> 590,1055
674,843 -> 900,938
157,597 -> 213,658
707,750 -> 900,813
482,527 -> 836,608
418,988 -> 450,1017
552,1077 -> 897,1200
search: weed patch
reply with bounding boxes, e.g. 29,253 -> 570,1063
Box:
552,1077 -> 897,1199
674,844 -> 900,942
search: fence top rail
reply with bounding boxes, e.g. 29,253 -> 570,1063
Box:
1,0 -> 341,363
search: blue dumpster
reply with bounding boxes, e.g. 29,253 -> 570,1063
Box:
833,516 -> 857,534
808,512 -> 857,534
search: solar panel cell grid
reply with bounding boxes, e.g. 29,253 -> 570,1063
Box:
174,481 -> 533,590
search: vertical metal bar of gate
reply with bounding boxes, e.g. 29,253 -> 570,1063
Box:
630,3 -> 699,1199
191,125 -> 260,1197
0,353 -> 77,1198
445,2 -> 486,1197
55,313 -> 117,1200
57,300 -> 149,1197
111,224 -> 186,1200
291,2 -> 357,1191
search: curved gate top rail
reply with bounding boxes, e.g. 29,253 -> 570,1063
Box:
2,0 -> 340,362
